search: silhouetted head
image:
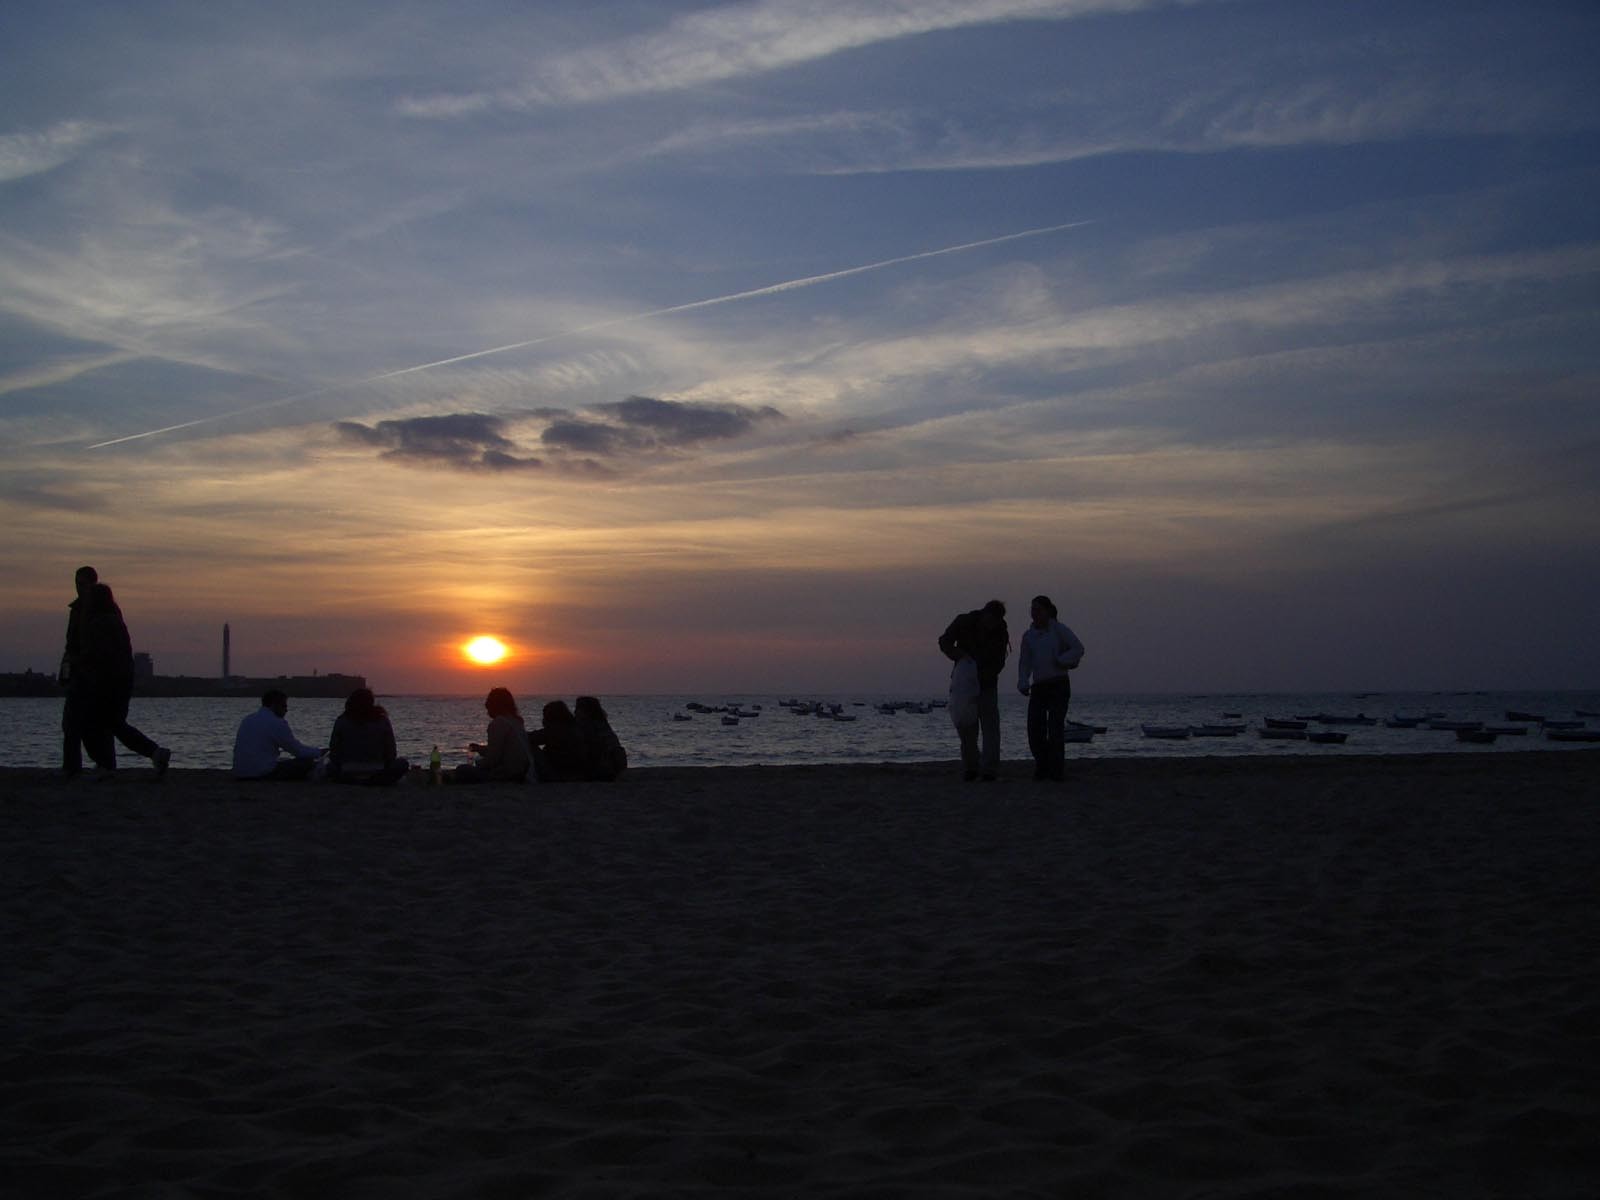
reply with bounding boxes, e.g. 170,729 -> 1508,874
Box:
485,687 -> 520,720
261,689 -> 289,717
344,687 -> 386,722
574,695 -> 607,722
75,565 -> 98,599
543,700 -> 576,726
1030,594 -> 1058,626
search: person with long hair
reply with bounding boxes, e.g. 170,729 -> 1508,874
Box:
327,687 -> 410,785
454,687 -> 531,783
1017,593 -> 1086,782
938,598 -> 1010,781
529,699 -> 586,782
574,695 -> 627,781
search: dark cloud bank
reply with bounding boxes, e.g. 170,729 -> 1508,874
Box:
336,396 -> 783,473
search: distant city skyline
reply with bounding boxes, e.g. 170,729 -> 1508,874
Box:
3,0 -> 1598,695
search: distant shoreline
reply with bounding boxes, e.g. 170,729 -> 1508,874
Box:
0,671 -> 365,699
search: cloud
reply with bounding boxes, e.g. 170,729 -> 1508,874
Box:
0,120 -> 113,183
334,413 -> 543,471
600,394 -> 784,445
335,396 -> 786,475
399,0 -> 1192,115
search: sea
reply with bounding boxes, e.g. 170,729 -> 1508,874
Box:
4,689 -> 1598,772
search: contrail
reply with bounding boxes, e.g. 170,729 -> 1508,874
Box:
88,219 -> 1093,450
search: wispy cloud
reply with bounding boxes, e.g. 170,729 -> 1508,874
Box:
398,0 -> 1199,116
0,120 -> 113,182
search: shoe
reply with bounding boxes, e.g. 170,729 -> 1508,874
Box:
153,747 -> 172,780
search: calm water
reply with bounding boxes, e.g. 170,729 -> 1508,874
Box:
5,689 -> 1598,771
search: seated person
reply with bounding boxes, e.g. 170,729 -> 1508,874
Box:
574,695 -> 627,781
327,687 -> 409,785
233,689 -> 324,780
454,687 -> 531,783
530,700 -> 586,782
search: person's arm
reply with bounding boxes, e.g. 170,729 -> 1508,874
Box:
1056,623 -> 1085,669
271,714 -> 322,759
937,616 -> 964,662
1017,630 -> 1034,693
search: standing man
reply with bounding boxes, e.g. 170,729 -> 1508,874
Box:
1017,594 -> 1086,782
59,565 -> 97,776
939,599 -> 1010,781
233,690 -> 324,780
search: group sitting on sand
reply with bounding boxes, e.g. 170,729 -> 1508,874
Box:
230,685 -> 627,786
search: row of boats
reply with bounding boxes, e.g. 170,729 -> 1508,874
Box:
677,698 -> 954,726
1141,709 -> 1600,744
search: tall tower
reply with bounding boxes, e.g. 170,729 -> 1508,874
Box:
222,623 -> 231,680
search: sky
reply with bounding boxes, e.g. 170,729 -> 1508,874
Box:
3,0 -> 1598,697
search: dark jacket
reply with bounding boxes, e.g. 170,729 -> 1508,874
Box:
939,609 -> 1009,689
81,608 -> 135,703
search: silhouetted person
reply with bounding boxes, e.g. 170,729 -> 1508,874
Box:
59,565 -> 97,775
939,599 -> 1010,781
327,687 -> 409,785
455,687 -> 531,783
1017,594 -> 1086,782
529,699 -> 586,782
70,578 -> 172,778
574,695 -> 628,781
233,689 -> 323,780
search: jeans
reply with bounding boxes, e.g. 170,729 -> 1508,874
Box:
957,684 -> 1001,777
65,687 -> 159,772
1026,676 -> 1072,780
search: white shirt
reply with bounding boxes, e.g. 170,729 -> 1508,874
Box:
1018,619 -> 1085,692
233,706 -> 322,778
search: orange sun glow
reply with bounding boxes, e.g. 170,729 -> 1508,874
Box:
462,635 -> 509,665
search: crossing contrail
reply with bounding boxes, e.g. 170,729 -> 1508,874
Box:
88,218 -> 1093,450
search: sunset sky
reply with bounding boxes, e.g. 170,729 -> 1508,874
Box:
3,0 -> 1598,696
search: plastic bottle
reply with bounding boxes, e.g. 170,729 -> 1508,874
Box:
429,744 -> 442,786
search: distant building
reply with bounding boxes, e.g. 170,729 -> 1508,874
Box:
133,652 -> 154,679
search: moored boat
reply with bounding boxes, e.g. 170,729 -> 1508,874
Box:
1259,727 -> 1307,740
1141,724 -> 1191,740
1306,731 -> 1348,744
1264,717 -> 1308,730
1456,729 -> 1497,744
1546,727 -> 1600,742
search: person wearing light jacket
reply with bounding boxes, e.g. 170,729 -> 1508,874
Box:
1017,594 -> 1086,782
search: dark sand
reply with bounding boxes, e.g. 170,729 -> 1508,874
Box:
3,753 -> 1598,1198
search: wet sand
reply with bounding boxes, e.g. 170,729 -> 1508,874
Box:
3,753 -> 1598,1198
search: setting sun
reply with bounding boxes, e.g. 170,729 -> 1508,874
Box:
462,636 -> 508,666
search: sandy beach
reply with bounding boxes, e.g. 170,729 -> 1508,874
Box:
3,753 -> 1598,1198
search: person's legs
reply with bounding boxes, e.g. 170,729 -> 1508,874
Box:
956,722 -> 980,780
1026,688 -> 1048,778
1044,678 -> 1070,781
977,685 -> 1001,779
61,691 -> 85,774
264,757 -> 316,781
114,717 -> 160,760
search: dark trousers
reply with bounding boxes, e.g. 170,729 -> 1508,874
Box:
957,684 -> 1001,777
65,688 -> 159,772
1026,676 -> 1072,780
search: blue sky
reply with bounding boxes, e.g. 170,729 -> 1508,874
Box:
3,0 -> 1598,694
